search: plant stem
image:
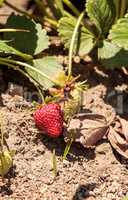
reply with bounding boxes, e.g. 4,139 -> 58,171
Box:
35,0 -> 51,19
63,0 -> 80,16
4,0 -> 57,28
16,68 -> 45,101
47,0 -> 59,20
4,0 -> 34,18
68,12 -> 85,79
0,114 -> 4,152
52,149 -> 57,177
37,87 -> 46,104
0,113 -> 4,179
63,139 -> 73,160
34,0 -> 58,26
114,0 -> 120,21
0,29 -> 29,33
0,57 -> 59,86
54,0 -> 64,16
0,60 -> 46,102
44,17 -> 58,27
9,47 -> 32,62
120,0 -> 127,17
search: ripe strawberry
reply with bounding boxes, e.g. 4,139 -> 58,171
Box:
34,103 -> 63,137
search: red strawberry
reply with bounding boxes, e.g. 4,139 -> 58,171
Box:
34,103 -> 63,137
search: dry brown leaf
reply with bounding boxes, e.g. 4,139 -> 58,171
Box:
118,117 -> 128,142
64,114 -> 109,148
79,127 -> 108,148
108,126 -> 128,159
110,126 -> 127,146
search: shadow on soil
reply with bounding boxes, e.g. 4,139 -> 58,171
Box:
0,165 -> 17,196
35,133 -> 96,161
72,183 -> 96,200
73,62 -> 128,116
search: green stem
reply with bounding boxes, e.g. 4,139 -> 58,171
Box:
4,0 -> 57,28
120,0 -> 127,17
68,12 -> 85,78
63,140 -> 73,160
0,58 -> 59,86
55,0 -> 64,16
4,0 -> 34,18
114,0 -> 120,21
35,0 -> 58,25
44,17 -> 58,27
47,0 -> 59,20
0,114 -> 4,179
52,149 -> 57,177
0,60 -> 45,102
16,67 -> 45,103
63,0 -> 80,16
37,87 -> 46,104
0,29 -> 29,33
64,10 -> 76,18
35,0 -> 51,19
0,115 -> 4,152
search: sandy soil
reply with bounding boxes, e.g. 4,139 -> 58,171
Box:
0,82 -> 128,200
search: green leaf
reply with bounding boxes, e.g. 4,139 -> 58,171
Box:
4,14 -> 49,55
109,18 -> 128,50
98,40 -> 128,68
0,40 -> 17,54
0,0 -> 4,7
63,129 -> 76,160
26,56 -> 64,89
86,0 -> 116,35
0,151 -> 13,176
123,197 -> 128,200
64,88 -> 83,122
63,138 -> 73,160
98,40 -> 120,59
0,40 -> 32,60
58,16 -> 94,56
52,149 -> 58,177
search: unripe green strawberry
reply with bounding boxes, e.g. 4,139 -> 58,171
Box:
34,103 -> 63,137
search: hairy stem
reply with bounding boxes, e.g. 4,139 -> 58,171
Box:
114,0 -> 120,21
68,12 -> 85,78
0,61 -> 45,102
4,0 -> 57,28
47,0 -> 59,20
55,0 -> 64,16
120,0 -> 127,17
63,0 -> 80,16
35,0 -> 51,19
0,114 -> 4,152
0,57 -> 59,86
4,0 -> 35,18
52,149 -> 57,177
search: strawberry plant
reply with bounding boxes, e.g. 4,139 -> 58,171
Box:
0,112 -> 15,177
0,0 -> 127,170
58,0 -> 128,68
0,14 -> 67,99
123,197 -> 128,200
0,2 -> 88,160
0,0 -> 81,28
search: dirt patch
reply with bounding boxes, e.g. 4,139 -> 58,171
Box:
0,83 -> 128,200
0,1 -> 128,199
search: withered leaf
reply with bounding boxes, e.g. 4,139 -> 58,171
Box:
65,113 -> 109,148
0,150 -> 13,176
108,126 -> 128,159
118,117 -> 128,142
110,126 -> 127,146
